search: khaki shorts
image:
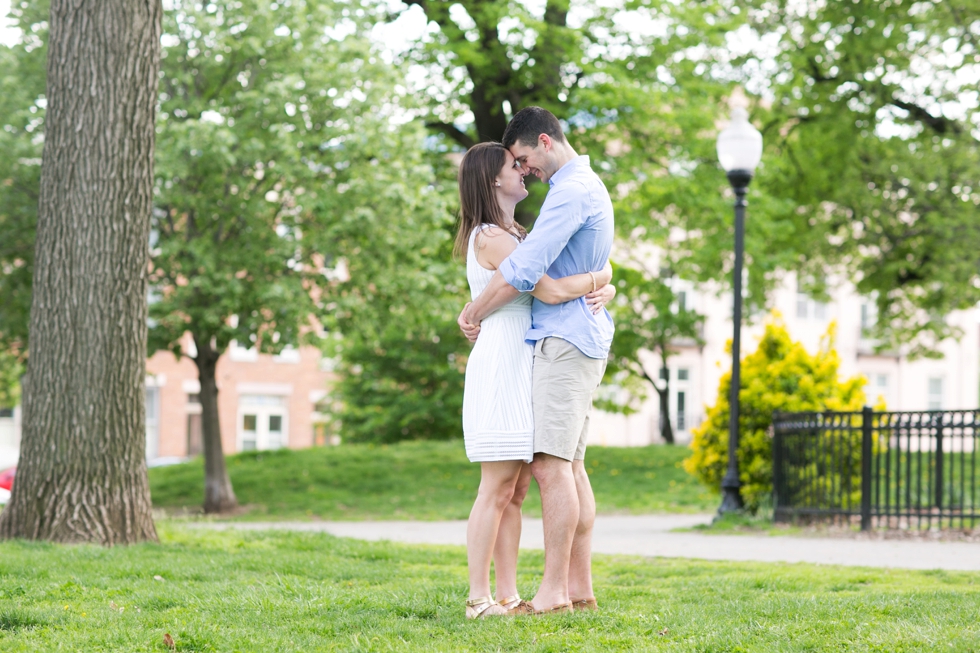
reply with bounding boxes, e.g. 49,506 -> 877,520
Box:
532,337 -> 608,461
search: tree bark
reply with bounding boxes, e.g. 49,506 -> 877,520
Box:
192,334 -> 237,514
655,384 -> 675,445
656,349 -> 674,445
0,0 -> 162,544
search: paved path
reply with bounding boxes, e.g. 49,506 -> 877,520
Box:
197,514 -> 980,571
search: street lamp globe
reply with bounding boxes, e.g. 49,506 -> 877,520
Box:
716,107 -> 763,180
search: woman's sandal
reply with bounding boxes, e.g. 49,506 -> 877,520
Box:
465,596 -> 502,619
496,595 -> 523,611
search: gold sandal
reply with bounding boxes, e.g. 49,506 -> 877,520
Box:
496,594 -> 522,611
465,595 -> 500,619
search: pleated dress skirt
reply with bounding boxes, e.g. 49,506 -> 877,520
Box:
462,303 -> 535,463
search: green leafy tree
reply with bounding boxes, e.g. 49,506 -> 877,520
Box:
600,264 -> 703,444
0,2 -> 47,362
739,0 -> 980,354
318,140 -> 467,443
684,314 -> 866,512
395,0 -> 765,250
149,0 -> 424,510
399,0 -> 980,353
0,349 -> 24,410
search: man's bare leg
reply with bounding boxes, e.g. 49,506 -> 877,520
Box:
567,459 -> 596,602
528,452 -> 578,610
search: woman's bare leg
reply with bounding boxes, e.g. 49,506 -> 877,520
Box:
492,463 -> 531,603
467,460 -> 525,613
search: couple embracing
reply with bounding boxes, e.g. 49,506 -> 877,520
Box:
455,107 -> 616,618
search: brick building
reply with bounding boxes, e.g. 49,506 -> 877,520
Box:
145,335 -> 335,462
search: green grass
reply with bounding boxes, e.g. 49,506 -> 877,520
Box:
683,511 -> 810,537
149,441 -> 716,520
1,525 -> 978,652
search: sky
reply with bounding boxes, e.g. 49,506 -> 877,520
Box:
0,0 -> 15,45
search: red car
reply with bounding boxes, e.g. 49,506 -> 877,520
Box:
0,467 -> 14,491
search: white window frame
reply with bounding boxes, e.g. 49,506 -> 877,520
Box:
927,377 -> 943,410
237,395 -> 289,451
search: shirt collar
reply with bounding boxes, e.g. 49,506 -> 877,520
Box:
549,155 -> 590,188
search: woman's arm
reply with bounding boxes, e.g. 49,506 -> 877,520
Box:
474,226 -> 518,270
530,261 -> 614,305
585,283 -> 616,315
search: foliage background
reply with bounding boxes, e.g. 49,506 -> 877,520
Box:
0,0 -> 977,445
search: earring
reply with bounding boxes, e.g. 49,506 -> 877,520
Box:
495,182 -> 500,186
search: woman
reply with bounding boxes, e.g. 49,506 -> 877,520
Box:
454,142 -> 615,618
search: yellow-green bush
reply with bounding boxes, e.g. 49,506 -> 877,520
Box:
684,313 -> 867,512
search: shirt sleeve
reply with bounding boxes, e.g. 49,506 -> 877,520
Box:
499,181 -> 588,292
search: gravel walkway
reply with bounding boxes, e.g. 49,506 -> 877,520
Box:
195,514 -> 980,571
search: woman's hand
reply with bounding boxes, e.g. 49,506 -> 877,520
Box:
585,283 -> 616,314
457,302 -> 481,342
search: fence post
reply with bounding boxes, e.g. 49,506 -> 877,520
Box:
860,405 -> 873,531
771,415 -> 783,521
934,412 -> 944,513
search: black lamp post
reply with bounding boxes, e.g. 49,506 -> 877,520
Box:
716,107 -> 762,515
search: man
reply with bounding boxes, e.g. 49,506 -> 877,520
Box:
458,106 -> 614,615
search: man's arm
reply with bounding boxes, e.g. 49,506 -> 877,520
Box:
498,182 -> 586,293
465,271 -> 520,323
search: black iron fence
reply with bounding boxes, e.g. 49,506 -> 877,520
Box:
772,407 -> 980,530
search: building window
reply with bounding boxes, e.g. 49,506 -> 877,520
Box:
796,277 -> 828,321
146,387 -> 160,460
659,367 -> 669,381
0,408 -> 12,418
241,414 -> 258,451
675,290 -> 687,313
238,394 -> 288,451
860,303 -> 877,333
187,414 -> 203,456
927,377 -> 943,410
186,392 -> 203,457
677,368 -> 689,381
796,292 -> 809,319
676,391 -> 686,431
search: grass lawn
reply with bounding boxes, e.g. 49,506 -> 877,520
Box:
149,441 -> 716,520
1,525 -> 978,652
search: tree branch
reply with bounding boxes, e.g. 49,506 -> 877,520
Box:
425,121 -> 476,149
889,98 -> 962,135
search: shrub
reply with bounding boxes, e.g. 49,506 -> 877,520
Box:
684,313 -> 867,512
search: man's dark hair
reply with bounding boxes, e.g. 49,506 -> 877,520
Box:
501,106 -> 566,149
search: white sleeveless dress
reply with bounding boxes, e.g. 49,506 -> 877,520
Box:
462,225 -> 534,463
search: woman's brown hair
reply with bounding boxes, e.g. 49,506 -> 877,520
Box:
453,142 -> 526,259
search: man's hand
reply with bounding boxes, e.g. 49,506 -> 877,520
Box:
458,302 -> 481,342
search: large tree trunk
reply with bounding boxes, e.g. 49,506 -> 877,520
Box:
0,0 -> 162,543
192,334 -> 237,514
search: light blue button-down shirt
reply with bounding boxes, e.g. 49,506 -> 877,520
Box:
498,155 -> 614,359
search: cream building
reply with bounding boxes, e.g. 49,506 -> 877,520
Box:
591,272 -> 980,447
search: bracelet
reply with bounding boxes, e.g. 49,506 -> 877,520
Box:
588,271 -> 596,294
